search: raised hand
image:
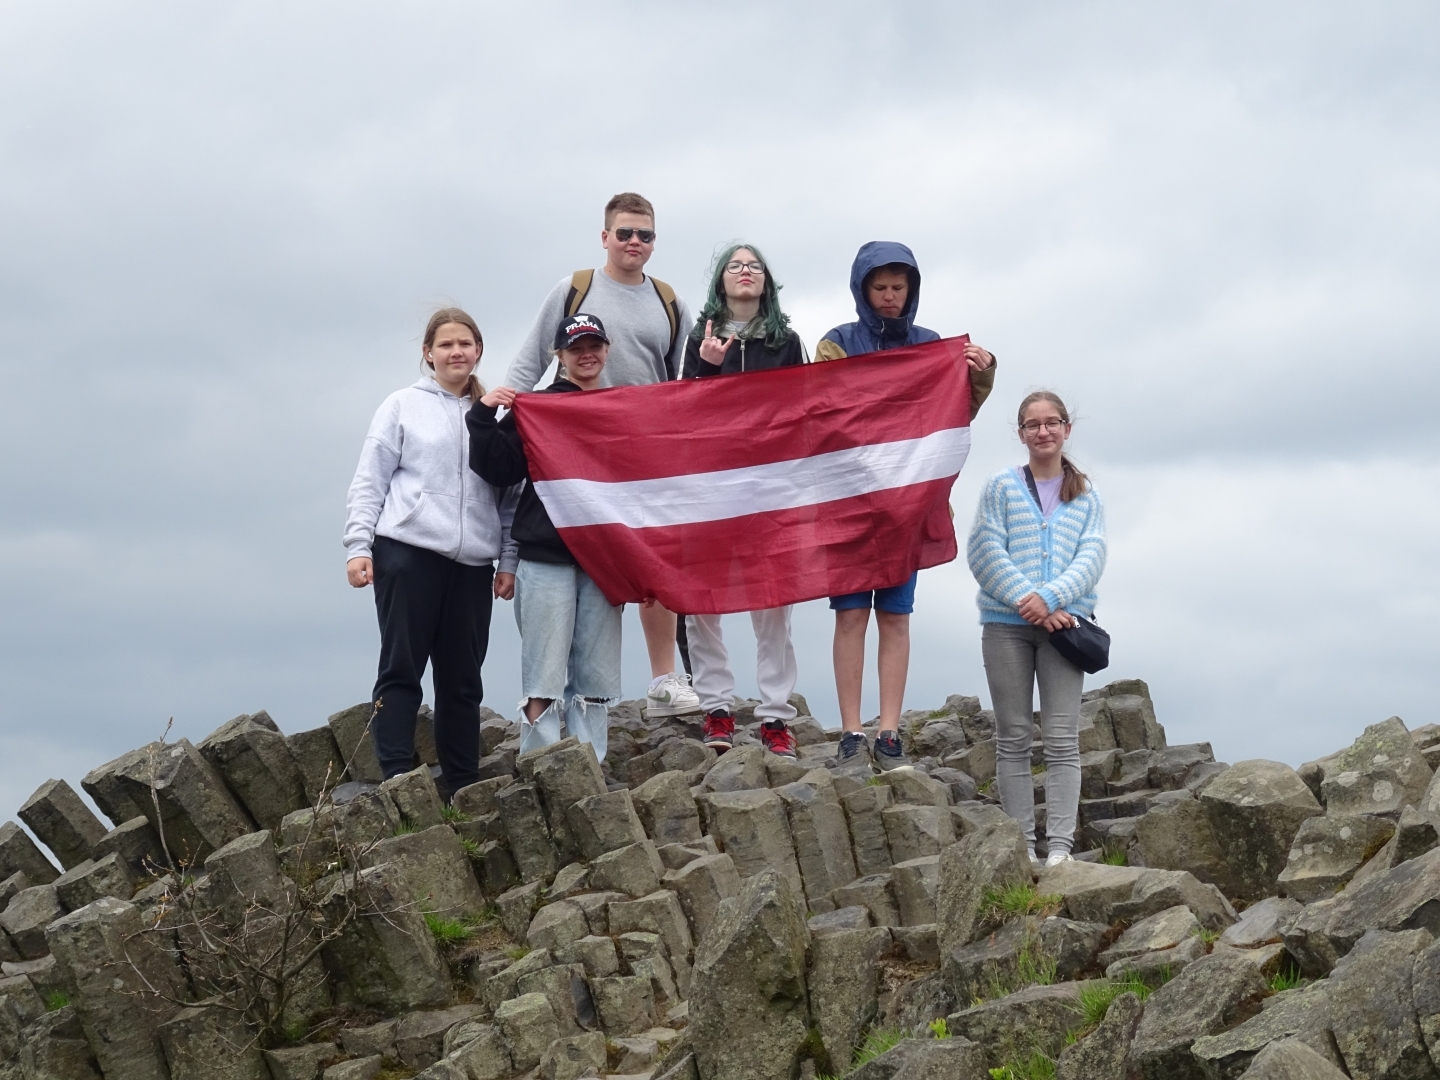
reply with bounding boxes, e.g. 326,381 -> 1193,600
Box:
481,385 -> 518,409
963,343 -> 996,371
698,320 -> 735,367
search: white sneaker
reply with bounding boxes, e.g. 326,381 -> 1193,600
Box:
1045,851 -> 1074,868
646,672 -> 701,718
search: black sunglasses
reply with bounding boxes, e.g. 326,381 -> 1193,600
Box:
613,227 -> 656,243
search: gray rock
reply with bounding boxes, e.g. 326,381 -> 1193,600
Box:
1135,797 -> 1239,894
451,776 -> 513,819
910,718 -> 969,762
526,900 -> 590,953
1112,868 -> 1237,931
1034,858 -> 1145,923
631,771 -> 703,845
81,745 -> 165,826
45,897 -> 187,1080
945,738 -> 997,783
1055,989 -> 1144,1080
17,1006 -> 102,1079
443,1022 -> 511,1080
808,905 -> 872,935
327,701 -> 383,784
516,961 -> 587,1036
618,930 -> 679,1005
943,916 -> 1044,1006
53,851 -> 134,911
775,770 -> 858,911
1124,952 -> 1268,1079
590,973 -> 655,1035
567,889 -> 627,937
0,885 -> 61,959
1191,980 -> 1339,1079
1108,692 -> 1166,752
690,870 -> 810,1080
91,815 -> 167,879
891,856 -> 941,926
481,948 -> 552,1011
702,788 -> 805,902
1148,743 -> 1216,790
808,925 -> 890,1074
878,971 -> 954,1034
1238,1039 -> 1351,1079
1284,847 -> 1440,975
18,779 -> 107,871
263,1042 -> 342,1080
1277,813 -> 1396,903
333,784 -> 402,849
323,1057 -> 383,1080
286,724 -> 348,804
1036,916 -> 1109,979
608,890 -> 693,995
554,934 -> 620,979
0,822 -> 59,886
1200,760 -> 1324,902
590,840 -> 665,898
0,975 -> 42,1025
1221,896 -> 1305,948
380,765 -> 446,830
566,788 -> 648,865
1320,717 -> 1434,819
495,880 -> 543,940
882,804 -> 956,864
495,782 -> 559,884
539,1030 -> 607,1080
319,863 -> 452,1010
525,738 -> 608,863
1105,931 -> 1207,985
1099,904 -> 1201,966
1079,697 -> 1118,753
365,823 -> 485,918
203,828 -> 289,924
1325,928 -> 1436,1080
833,874 -> 901,927
392,1004 -> 485,1070
473,839 -> 520,896
946,981 -> 1094,1068
663,852 -> 740,944
700,745 -> 767,793
937,817 -> 1034,954
157,1004 -> 268,1079
1350,804 -> 1440,886
494,992 -> 559,1072
848,1036 -> 989,1080
199,713 -> 309,832
841,785 -> 895,877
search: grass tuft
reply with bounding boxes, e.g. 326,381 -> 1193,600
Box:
44,990 -> 70,1011
1269,967 -> 1304,994
1101,847 -> 1129,866
424,913 -> 474,946
460,837 -> 484,861
1073,972 -> 1154,1030
505,945 -> 531,961
980,883 -> 1063,923
853,1028 -> 909,1069
989,1049 -> 1057,1080
1194,925 -> 1221,946
392,821 -> 418,836
441,805 -> 468,824
928,1017 -> 950,1039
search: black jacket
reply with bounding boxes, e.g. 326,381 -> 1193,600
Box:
681,329 -> 806,378
466,380 -> 579,566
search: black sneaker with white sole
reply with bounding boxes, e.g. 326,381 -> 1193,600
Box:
873,730 -> 914,772
835,731 -> 871,773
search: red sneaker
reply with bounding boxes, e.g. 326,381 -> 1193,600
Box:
702,711 -> 735,750
759,719 -> 797,760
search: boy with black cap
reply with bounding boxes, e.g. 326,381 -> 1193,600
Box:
469,314 -> 622,760
817,241 -> 997,774
506,192 -> 700,722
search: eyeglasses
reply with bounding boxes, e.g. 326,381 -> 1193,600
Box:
1020,418 -> 1068,434
613,227 -> 655,243
724,261 -> 765,275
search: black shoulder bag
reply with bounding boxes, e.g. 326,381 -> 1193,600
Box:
1022,466 -> 1110,674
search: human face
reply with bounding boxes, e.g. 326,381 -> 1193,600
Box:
866,267 -> 910,319
722,249 -> 765,303
601,212 -> 656,275
1019,401 -> 1071,462
425,322 -> 481,394
559,337 -> 608,387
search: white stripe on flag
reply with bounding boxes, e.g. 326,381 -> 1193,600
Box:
534,426 -> 972,529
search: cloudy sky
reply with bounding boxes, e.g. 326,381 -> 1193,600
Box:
2,2 -> 1436,821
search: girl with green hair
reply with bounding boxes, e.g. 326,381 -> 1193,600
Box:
681,242 -> 807,376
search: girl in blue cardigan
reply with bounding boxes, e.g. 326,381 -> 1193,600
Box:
967,391 -> 1107,867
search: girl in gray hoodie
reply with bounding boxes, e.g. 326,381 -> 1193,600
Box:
344,307 -> 517,796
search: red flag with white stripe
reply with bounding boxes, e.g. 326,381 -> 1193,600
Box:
511,335 -> 973,614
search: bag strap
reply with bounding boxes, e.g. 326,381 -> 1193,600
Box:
1022,464 -> 1044,513
649,276 -> 682,378
564,269 -> 594,318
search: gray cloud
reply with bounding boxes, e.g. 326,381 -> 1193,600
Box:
1,0 -> 1437,818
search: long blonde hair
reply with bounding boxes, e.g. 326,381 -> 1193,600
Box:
1017,390 -> 1089,502
422,307 -> 485,401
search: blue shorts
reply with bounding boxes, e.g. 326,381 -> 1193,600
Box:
829,571 -> 918,615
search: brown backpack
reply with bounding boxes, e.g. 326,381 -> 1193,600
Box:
563,269 -> 684,379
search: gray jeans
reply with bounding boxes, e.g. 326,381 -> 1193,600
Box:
981,622 -> 1084,854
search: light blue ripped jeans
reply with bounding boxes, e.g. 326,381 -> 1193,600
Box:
514,559 -> 622,761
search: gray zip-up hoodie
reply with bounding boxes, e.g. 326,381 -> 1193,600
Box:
345,376 -> 518,570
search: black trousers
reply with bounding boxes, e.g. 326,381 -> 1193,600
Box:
371,536 -> 494,794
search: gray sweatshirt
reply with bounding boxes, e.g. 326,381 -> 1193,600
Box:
344,376 -> 518,570
505,269 -> 695,391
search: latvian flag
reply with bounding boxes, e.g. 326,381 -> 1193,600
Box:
512,336 -> 974,614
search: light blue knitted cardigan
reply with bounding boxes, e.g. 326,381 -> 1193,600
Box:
966,468 -> 1107,624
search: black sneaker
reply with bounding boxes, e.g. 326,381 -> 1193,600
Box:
835,731 -> 871,773
873,730 -> 914,772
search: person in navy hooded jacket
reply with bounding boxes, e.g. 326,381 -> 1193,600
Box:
816,241 -> 997,774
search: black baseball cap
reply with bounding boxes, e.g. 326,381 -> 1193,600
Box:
553,313 -> 610,351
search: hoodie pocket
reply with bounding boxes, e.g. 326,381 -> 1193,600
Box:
391,491 -> 462,554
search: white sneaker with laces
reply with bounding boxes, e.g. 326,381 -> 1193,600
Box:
1044,851 -> 1073,868
646,672 -> 701,717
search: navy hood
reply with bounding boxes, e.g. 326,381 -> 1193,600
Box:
823,241 -> 939,355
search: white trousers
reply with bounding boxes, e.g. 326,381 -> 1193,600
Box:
686,608 -> 798,723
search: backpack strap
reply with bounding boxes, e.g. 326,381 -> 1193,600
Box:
649,276 -> 682,378
564,269 -> 594,318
